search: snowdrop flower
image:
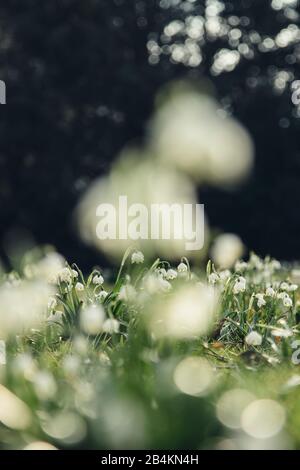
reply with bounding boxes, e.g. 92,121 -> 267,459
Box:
283,296 -> 293,308
265,286 -> 276,298
80,304 -> 105,335
245,331 -> 262,346
131,251 -> 144,264
235,260 -> 248,272
93,275 -> 104,286
118,285 -> 136,302
33,371 -> 57,400
34,252 -> 65,284
96,290 -> 108,302
62,355 -> 81,376
157,268 -> 167,278
103,318 -> 120,334
211,234 -> 244,269
208,273 -> 220,285
277,291 -> 288,300
177,262 -> 188,273
255,293 -> 266,308
0,340 -> 6,365
280,282 -> 289,291
271,328 -> 293,338
165,269 -> 178,280
287,284 -> 298,292
48,297 -> 57,310
149,284 -> 219,340
233,277 -> 246,294
158,278 -> 172,292
47,311 -> 63,325
59,267 -> 72,284
219,270 -> 231,281
75,282 -> 84,292
269,260 -> 281,271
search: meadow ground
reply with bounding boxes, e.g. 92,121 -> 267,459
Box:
1,249 -> 300,450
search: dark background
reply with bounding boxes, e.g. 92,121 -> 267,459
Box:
0,0 -> 300,269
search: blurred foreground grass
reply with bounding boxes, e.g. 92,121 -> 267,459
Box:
1,249 -> 300,450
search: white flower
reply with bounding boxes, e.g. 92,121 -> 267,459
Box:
71,270 -> 79,278
233,276 -> 246,294
80,304 -> 105,335
93,275 -> 104,285
283,296 -> 293,308
62,355 -> 80,375
280,282 -> 289,291
211,234 -> 244,269
165,269 -> 178,280
118,285 -> 136,302
103,318 -> 120,334
33,371 -> 57,400
277,291 -> 288,300
265,286 -> 276,298
158,278 -> 172,292
270,259 -> 281,270
219,270 -> 231,281
287,284 -> 298,292
75,282 -> 84,292
255,293 -> 266,308
0,340 -> 6,365
59,267 -> 72,284
131,251 -> 144,264
177,262 -> 188,273
47,311 -> 63,325
208,273 -> 219,285
47,297 -> 57,310
235,260 -> 248,272
245,331 -> 262,346
96,290 -> 108,302
157,268 -> 167,278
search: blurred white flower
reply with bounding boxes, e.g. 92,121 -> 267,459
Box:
80,304 -> 105,335
131,251 -> 145,264
62,355 -> 81,376
212,234 -> 244,269
173,357 -> 214,396
33,371 -> 57,400
93,275 -> 104,286
266,286 -> 276,298
235,260 -> 248,272
75,282 -> 84,292
177,262 -> 188,273
216,388 -> 255,429
148,284 -> 219,339
103,318 -> 120,334
96,290 -> 109,302
208,272 -> 219,284
0,385 -> 32,430
0,340 -> 6,365
287,284 -> 298,292
255,293 -> 266,308
245,331 -> 262,346
283,296 -> 293,308
241,399 -> 285,439
59,267 -> 72,284
0,280 -> 55,338
150,88 -> 254,187
233,276 -> 246,294
34,252 -> 65,284
118,285 -> 136,302
280,282 -> 289,291
24,441 -> 57,450
165,269 -> 178,280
